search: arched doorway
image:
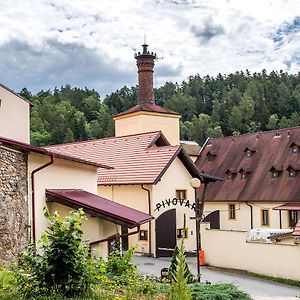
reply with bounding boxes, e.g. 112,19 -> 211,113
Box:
203,210 -> 220,229
155,209 -> 176,257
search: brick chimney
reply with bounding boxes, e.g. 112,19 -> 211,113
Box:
134,44 -> 157,105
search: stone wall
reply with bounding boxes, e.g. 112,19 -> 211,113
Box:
0,146 -> 28,261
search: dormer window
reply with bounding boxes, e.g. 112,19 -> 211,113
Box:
289,142 -> 300,155
269,166 -> 283,179
292,146 -> 299,154
286,164 -> 300,178
289,170 -> 296,178
239,167 -> 251,180
244,147 -> 256,158
225,169 -> 237,180
207,151 -> 217,161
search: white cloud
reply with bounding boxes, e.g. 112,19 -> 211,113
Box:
0,0 -> 300,96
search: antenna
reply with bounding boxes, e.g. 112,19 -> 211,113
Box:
144,33 -> 146,45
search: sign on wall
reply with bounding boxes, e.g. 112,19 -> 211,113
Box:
154,198 -> 195,212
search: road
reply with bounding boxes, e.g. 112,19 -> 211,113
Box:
133,255 -> 300,300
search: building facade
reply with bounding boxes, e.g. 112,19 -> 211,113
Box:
46,44 -> 219,257
195,127 -> 300,232
0,83 -> 151,260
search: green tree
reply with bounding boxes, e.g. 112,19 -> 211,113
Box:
228,95 -> 255,134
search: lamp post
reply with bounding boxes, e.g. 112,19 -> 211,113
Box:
190,177 -> 201,282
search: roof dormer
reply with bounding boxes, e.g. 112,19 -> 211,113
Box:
225,168 -> 237,180
289,141 -> 300,154
286,164 -> 300,178
269,165 -> 283,179
239,167 -> 252,179
244,146 -> 256,158
207,150 -> 217,161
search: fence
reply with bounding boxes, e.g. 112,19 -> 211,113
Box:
201,224 -> 300,280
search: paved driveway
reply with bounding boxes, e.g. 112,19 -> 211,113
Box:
133,255 -> 300,300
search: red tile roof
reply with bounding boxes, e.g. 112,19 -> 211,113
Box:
0,135 -> 110,169
273,203 -> 300,210
46,131 -> 220,185
46,189 -> 153,228
195,127 -> 300,202
114,103 -> 180,117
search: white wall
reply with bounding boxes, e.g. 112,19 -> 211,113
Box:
98,157 -> 199,256
0,85 -> 30,143
152,157 -> 197,254
98,184 -> 152,254
28,153 -> 100,244
201,224 -> 300,280
204,202 -> 290,231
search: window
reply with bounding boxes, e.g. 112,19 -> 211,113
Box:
289,211 -> 299,228
292,146 -> 299,154
177,228 -> 188,239
229,204 -> 236,220
176,190 -> 186,200
245,150 -> 252,158
289,170 -> 295,178
241,172 -> 247,179
226,171 -> 233,180
271,171 -> 278,179
261,209 -> 269,226
139,230 -> 148,241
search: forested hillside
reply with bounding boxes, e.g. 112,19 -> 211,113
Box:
21,70 -> 300,146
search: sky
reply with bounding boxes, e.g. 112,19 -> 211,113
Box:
1,0 -> 300,98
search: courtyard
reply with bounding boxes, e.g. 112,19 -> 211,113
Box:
133,255 -> 300,300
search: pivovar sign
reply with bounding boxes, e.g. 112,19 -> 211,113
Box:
154,198 -> 195,212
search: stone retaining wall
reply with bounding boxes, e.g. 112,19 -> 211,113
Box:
0,146 -> 28,261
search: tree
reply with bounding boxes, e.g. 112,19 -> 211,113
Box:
228,95 -> 255,134
267,114 -> 279,130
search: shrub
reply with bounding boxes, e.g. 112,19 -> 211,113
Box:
168,245 -> 194,284
190,283 -> 252,300
0,269 -> 19,300
169,241 -> 192,300
18,208 -> 95,297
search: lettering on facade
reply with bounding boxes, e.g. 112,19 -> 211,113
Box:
154,198 -> 196,212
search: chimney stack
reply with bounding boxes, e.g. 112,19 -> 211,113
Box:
134,44 -> 157,105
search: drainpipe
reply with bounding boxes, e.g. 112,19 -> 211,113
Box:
31,155 -> 54,244
246,202 -> 253,229
279,210 -> 282,229
89,225 -> 140,254
141,184 -> 152,256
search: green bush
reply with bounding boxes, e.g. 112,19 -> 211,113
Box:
18,208 -> 95,298
169,242 -> 192,300
106,245 -> 136,277
0,269 -> 19,300
190,283 -> 252,300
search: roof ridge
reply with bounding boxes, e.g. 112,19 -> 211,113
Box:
208,126 -> 300,142
45,131 -> 162,148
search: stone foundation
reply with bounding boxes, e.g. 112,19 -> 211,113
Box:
0,146 -> 28,261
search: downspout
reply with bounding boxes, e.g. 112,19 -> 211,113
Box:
141,185 -> 152,256
31,155 -> 54,244
89,225 -> 140,254
246,202 -> 253,229
279,210 -> 282,229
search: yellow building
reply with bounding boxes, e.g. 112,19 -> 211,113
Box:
46,44 -> 219,257
0,82 -> 151,260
